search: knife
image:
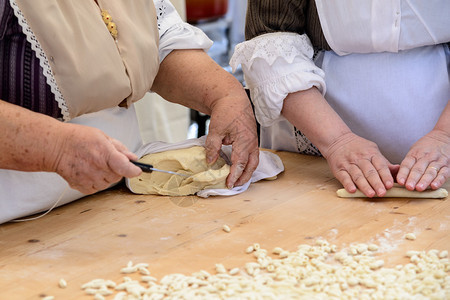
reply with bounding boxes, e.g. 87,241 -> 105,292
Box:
130,160 -> 189,177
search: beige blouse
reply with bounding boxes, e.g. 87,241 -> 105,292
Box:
14,0 -> 160,120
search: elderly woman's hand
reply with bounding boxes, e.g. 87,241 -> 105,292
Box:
151,49 -> 260,189
324,132 -> 397,198
397,129 -> 449,191
50,123 -> 142,194
205,95 -> 259,189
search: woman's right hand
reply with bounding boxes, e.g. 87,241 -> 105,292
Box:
324,132 -> 398,198
47,123 -> 142,195
281,89 -> 397,198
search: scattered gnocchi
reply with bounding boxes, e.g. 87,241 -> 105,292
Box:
72,239 -> 449,299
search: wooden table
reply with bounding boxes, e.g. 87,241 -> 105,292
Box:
0,151 -> 448,299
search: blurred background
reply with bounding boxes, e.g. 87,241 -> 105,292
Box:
135,0 -> 247,144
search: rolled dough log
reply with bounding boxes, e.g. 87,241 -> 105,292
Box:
337,186 -> 448,199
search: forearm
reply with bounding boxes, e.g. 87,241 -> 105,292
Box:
0,100 -> 65,172
433,100 -> 450,135
281,87 -> 352,157
151,49 -> 248,115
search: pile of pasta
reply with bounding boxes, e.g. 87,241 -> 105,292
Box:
72,239 -> 449,300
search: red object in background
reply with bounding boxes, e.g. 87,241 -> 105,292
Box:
186,0 -> 228,23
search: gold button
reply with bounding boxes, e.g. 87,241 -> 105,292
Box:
100,10 -> 118,39
107,22 -> 116,31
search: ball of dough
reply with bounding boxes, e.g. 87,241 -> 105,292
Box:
129,146 -> 230,196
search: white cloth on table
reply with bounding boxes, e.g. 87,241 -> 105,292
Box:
126,136 -> 285,198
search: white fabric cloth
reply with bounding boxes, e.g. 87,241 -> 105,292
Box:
230,32 -> 325,127
316,0 -> 450,56
126,136 -> 284,198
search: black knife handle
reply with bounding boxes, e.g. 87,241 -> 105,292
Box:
130,160 -> 153,173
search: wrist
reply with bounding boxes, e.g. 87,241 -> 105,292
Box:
321,132 -> 357,159
40,121 -> 72,173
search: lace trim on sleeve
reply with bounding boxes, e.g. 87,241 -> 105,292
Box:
154,0 -> 183,37
230,32 -> 314,72
230,32 -> 325,127
9,0 -> 69,121
154,0 -> 212,62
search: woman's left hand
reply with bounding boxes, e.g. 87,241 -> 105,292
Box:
397,129 -> 449,191
205,96 -> 260,189
151,49 -> 260,189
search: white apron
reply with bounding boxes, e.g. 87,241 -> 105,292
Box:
260,0 -> 450,163
320,45 -> 449,163
0,105 -> 143,224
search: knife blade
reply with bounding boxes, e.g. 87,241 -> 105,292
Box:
130,160 -> 189,177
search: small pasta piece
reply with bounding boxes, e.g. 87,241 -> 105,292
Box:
369,260 -> 384,270
272,247 -> 283,255
215,263 -> 227,274
113,292 -> 127,300
229,267 -> 240,275
94,294 -> 105,300
405,233 -> 416,240
222,224 -> 231,233
139,267 -> 150,275
405,250 -> 421,257
367,244 -> 379,252
439,250 -> 448,259
120,266 -> 137,274
58,278 -> 67,288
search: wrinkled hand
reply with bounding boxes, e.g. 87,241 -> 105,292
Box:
324,133 -> 397,197
47,123 -> 142,194
397,129 -> 449,191
204,96 -> 259,189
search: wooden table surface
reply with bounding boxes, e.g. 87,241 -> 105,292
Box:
0,151 -> 448,299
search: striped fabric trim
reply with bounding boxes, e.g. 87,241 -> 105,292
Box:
0,0 -> 65,119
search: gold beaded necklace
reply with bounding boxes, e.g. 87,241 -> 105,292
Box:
101,10 -> 118,39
